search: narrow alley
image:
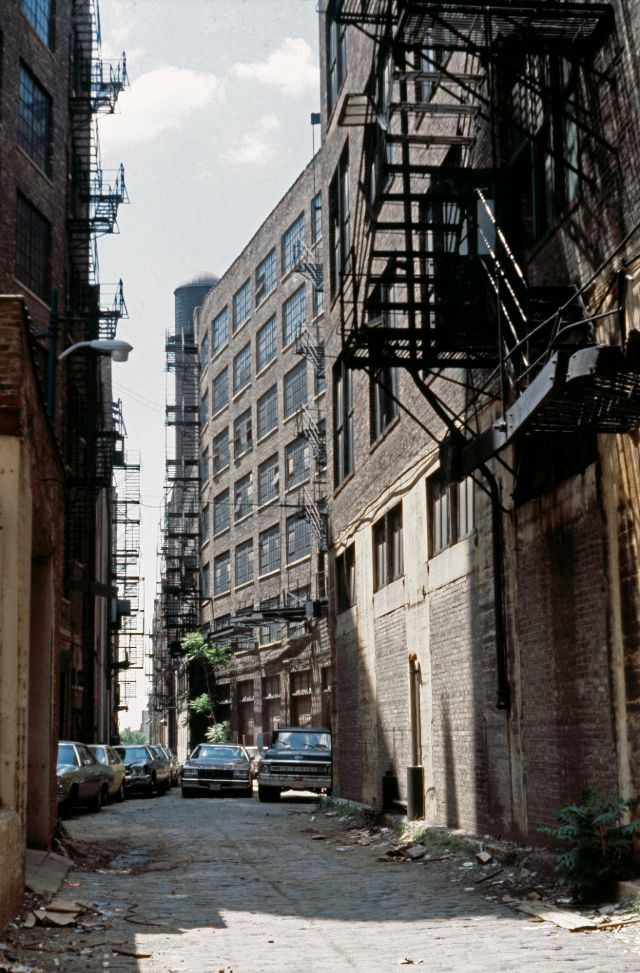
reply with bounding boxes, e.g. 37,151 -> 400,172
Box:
3,792 -> 639,973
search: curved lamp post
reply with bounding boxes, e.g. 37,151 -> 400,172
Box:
58,338 -> 133,362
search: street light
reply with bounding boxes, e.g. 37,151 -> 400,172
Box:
58,338 -> 133,362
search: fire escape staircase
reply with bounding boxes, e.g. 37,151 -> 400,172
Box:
334,0 -> 640,477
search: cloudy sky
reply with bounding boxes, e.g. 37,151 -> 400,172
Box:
98,0 -> 321,726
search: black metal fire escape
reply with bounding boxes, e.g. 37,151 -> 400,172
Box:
334,1 -> 640,476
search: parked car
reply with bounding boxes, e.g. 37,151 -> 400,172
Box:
115,744 -> 171,797
88,745 -> 126,803
256,727 -> 332,802
181,744 -> 252,798
56,741 -> 113,813
150,744 -> 180,787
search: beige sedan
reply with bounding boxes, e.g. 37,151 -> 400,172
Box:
89,745 -> 126,802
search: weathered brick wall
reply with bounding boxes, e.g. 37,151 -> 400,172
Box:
334,624 -> 363,800
374,608 -> 411,800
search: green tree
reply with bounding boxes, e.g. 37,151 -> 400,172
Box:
119,728 -> 147,744
182,632 -> 231,741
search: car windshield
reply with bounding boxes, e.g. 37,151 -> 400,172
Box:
193,746 -> 246,761
116,746 -> 148,762
57,744 -> 77,767
271,731 -> 331,751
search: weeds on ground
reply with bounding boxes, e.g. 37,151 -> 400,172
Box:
394,821 -> 465,854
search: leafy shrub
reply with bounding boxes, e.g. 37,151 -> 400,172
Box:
205,721 -> 231,743
541,790 -> 640,902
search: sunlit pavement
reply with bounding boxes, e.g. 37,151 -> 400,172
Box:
5,790 -> 640,972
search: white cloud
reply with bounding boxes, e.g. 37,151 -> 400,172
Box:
222,113 -> 282,167
233,38 -> 319,97
100,66 -> 222,146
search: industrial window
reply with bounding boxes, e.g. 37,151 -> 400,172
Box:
327,1 -> 348,117
257,454 -> 279,506
282,285 -> 306,347
234,472 -> 253,522
312,285 -> 325,319
200,446 -> 209,483
288,585 -> 311,636
509,55 -> 580,247
212,427 -> 230,475
281,213 -> 305,276
18,64 -> 52,173
15,193 -> 51,301
233,408 -> 252,458
212,367 -> 229,413
329,146 -> 351,294
211,307 -> 229,355
255,250 -> 276,305
200,504 -> 211,543
333,358 -> 354,485
259,525 -> 280,576
238,678 -> 254,702
256,315 -> 277,372
201,563 -> 210,599
257,384 -> 278,439
283,361 -> 307,418
336,543 -> 356,612
370,367 -> 399,441
213,488 -> 230,535
285,436 -> 310,489
427,474 -> 475,556
259,598 -> 283,646
233,343 -> 252,394
200,331 -> 209,363
235,539 -> 254,587
311,192 -> 322,243
373,503 -> 403,591
23,0 -> 53,47
287,512 -> 311,563
200,389 -> 209,426
213,551 -> 231,596
232,279 -> 251,332
290,669 -> 312,696
262,674 -> 280,698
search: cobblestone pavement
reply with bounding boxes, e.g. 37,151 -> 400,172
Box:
3,790 -> 640,973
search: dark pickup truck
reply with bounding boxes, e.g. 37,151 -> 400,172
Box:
256,726 -> 332,802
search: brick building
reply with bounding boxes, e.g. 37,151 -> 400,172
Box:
319,0 -> 640,839
0,0 -> 127,927
188,156 -> 331,751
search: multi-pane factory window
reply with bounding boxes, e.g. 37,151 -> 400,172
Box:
213,551 -> 231,596
327,1 -> 348,116
233,278 -> 251,332
370,367 -> 399,441
287,512 -> 311,563
329,146 -> 351,294
428,474 -> 475,556
285,436 -> 310,489
23,0 -> 53,47
255,249 -> 276,305
257,384 -> 278,439
214,488 -> 230,535
283,361 -> 307,418
311,192 -> 322,243
259,525 -> 280,576
260,599 -> 282,646
235,539 -> 254,587
336,543 -> 356,612
281,213 -> 304,276
233,343 -> 252,394
262,674 -> 280,698
201,562 -> 210,599
234,472 -> 252,522
256,315 -> 278,372
257,454 -> 279,506
234,408 -> 252,458
15,193 -> 50,302
212,366 -> 229,413
288,585 -> 311,636
212,307 -> 229,356
373,503 -> 403,591
290,669 -> 312,695
200,389 -> 209,426
18,64 -> 52,173
333,358 -> 354,485
238,678 -> 254,702
212,427 -> 229,475
282,285 -> 306,347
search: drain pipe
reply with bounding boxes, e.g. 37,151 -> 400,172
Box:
479,463 -> 510,711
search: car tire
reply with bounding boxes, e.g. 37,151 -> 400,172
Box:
144,777 -> 154,798
258,784 -> 280,803
89,789 -> 102,812
115,781 -> 125,803
100,783 -> 109,807
181,788 -> 196,799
